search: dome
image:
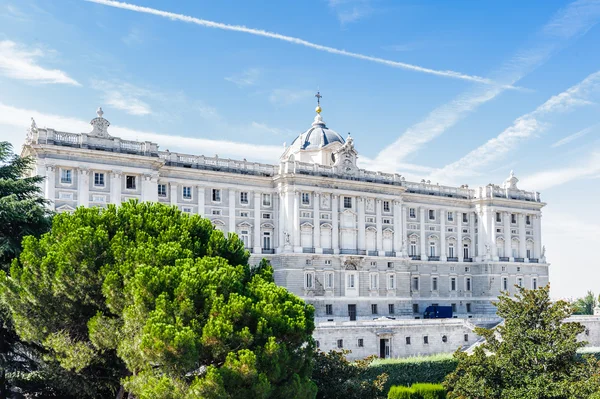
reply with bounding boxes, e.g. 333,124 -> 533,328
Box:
289,114 -> 345,151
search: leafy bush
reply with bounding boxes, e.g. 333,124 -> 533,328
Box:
387,385 -> 413,399
388,383 -> 446,399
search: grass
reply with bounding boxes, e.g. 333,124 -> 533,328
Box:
370,353 -> 453,366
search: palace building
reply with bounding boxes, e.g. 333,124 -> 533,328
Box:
22,100 -> 553,358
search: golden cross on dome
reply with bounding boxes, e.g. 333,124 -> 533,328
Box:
314,91 -> 323,114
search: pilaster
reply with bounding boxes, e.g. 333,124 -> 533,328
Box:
293,191 -> 301,252
504,211 -> 512,260
357,197 -> 366,251
420,207 -> 427,260
376,199 -> 384,255
229,189 -> 236,234
457,215 -> 463,262
45,165 -> 56,209
332,194 -> 339,254
110,171 -> 122,205
253,192 -> 261,254
519,213 -> 526,260
313,192 -> 321,253
440,209 -> 446,261
78,168 -> 89,208
170,183 -> 178,206
533,214 -> 542,259
197,186 -> 205,216
393,200 -> 402,256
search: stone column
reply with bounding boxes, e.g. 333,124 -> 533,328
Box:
45,165 -> 56,209
490,209 -> 498,260
253,192 -> 261,254
197,186 -> 205,216
518,213 -> 526,260
357,197 -> 366,252
477,210 -> 485,261
393,200 -> 402,256
170,183 -> 178,206
376,199 -> 384,255
78,168 -> 89,208
313,192 -> 321,253
229,189 -> 236,234
332,194 -> 339,254
468,212 -> 475,259
278,191 -> 286,252
457,215 -> 463,262
440,209 -> 446,261
533,214 -> 542,259
420,207 -> 427,260
293,191 -> 301,252
110,171 -> 122,205
504,211 -> 512,260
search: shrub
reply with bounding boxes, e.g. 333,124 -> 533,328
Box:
387,385 -> 413,399
387,384 -> 446,399
411,383 -> 446,399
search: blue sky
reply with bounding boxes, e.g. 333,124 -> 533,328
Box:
0,0 -> 599,299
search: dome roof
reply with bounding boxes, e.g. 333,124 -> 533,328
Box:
290,114 -> 345,151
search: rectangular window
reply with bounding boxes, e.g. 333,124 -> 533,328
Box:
347,274 -> 355,288
429,209 -> 435,220
466,303 -> 472,313
511,214 -> 517,224
447,212 -> 454,222
388,274 -> 395,289
410,241 -> 417,256
371,304 -> 378,314
343,196 -> 352,209
157,184 -> 167,197
262,213 -> 272,219
409,208 -> 416,218
125,175 -> 136,190
262,193 -> 271,206
451,303 -> 457,313
465,266 -> 470,272
212,189 -> 221,202
305,273 -> 314,289
337,339 -> 343,349
358,338 -> 364,347
451,277 -> 457,291
262,232 -> 271,250
412,277 -> 419,291
532,278 -> 538,290
383,201 -> 390,212
527,249 -> 531,259
406,337 -> 411,345
370,274 -> 378,290
496,212 -> 502,223
462,213 -> 468,223
302,192 -> 310,205
412,303 -> 419,313
424,336 -> 429,344
464,334 -> 469,342
387,262 -> 394,268
60,168 -> 72,184
388,304 -> 395,314
240,192 -> 248,204
240,211 -> 249,218
526,215 -> 531,225
466,278 -> 472,291
517,277 -> 523,287
326,272 -> 334,289
301,211 -> 312,218
182,207 -> 192,214
211,209 -> 221,215
183,186 -> 192,199
325,304 -> 333,315
432,277 -> 438,291
93,172 -> 105,187
383,218 -> 391,224
502,277 -> 508,291
325,260 -> 332,265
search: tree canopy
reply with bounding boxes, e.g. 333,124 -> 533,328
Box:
572,290 -> 598,315
444,285 -> 600,399
1,201 -> 316,398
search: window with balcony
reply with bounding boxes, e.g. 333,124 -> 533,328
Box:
212,189 -> 221,202
448,243 -> 455,258
466,277 -> 472,291
412,277 -> 419,291
343,196 -> 352,209
240,191 -> 248,204
183,186 -> 192,199
125,175 -> 136,190
94,172 -> 105,187
301,192 -> 310,205
383,201 -> 390,212
157,184 -> 167,197
370,273 -> 378,290
262,193 -> 271,206
239,230 -> 249,248
262,232 -> 271,250
326,272 -> 334,289
462,213 -> 468,223
429,242 -> 436,257
410,240 -> 417,256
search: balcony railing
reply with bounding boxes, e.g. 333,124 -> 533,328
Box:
367,250 -> 378,256
261,248 -> 275,254
302,247 -> 315,253
322,248 -> 334,254
447,257 -> 458,262
429,256 -> 440,261
409,255 -> 421,260
514,257 -> 524,263
464,258 -> 473,262
385,251 -> 396,257
340,249 -> 359,255
529,258 -> 539,263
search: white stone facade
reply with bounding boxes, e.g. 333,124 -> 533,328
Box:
22,107 -> 551,358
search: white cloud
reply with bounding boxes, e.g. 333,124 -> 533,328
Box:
519,150 -> 600,191
430,70 -> 600,184
551,124 -> 597,147
372,0 -> 600,171
0,102 -> 283,163
225,68 -> 260,87
0,40 -> 80,86
269,89 -> 314,106
86,0 -> 509,86
328,0 -> 373,24
91,80 -> 152,116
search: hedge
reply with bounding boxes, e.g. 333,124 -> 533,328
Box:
366,355 -> 457,393
388,383 -> 446,399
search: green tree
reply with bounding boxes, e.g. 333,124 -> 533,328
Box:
312,350 -> 388,399
572,290 -> 597,315
0,141 -> 56,397
444,285 -> 600,399
1,202 -> 316,398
